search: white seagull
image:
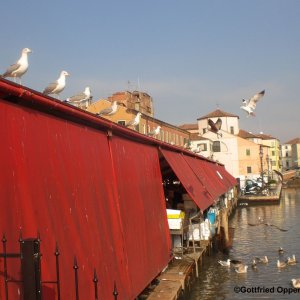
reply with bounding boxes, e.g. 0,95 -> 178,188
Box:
286,255 -> 297,265
291,278 -> 300,288
240,90 -> 265,117
235,264 -> 248,274
255,256 -> 268,264
277,259 -> 287,268
2,48 -> 32,84
148,125 -> 161,137
43,71 -> 70,99
65,87 -> 91,105
97,101 -> 118,116
126,112 -> 142,129
218,259 -> 230,267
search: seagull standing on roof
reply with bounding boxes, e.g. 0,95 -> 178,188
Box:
2,48 -> 32,84
65,87 -> 91,105
148,125 -> 161,137
97,101 -> 118,116
240,90 -> 265,117
126,112 -> 142,129
43,71 -> 70,99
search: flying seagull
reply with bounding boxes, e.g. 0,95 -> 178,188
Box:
240,90 -> 265,117
97,101 -> 118,116
126,112 -> 142,129
43,71 -> 70,99
148,125 -> 161,137
2,48 -> 32,84
65,87 -> 91,106
208,118 -> 222,138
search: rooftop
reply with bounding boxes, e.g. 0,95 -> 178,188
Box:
178,123 -> 198,130
197,109 -> 239,120
284,137 -> 300,145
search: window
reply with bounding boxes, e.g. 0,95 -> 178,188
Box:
287,161 -> 290,167
230,126 -> 234,134
272,151 -> 275,156
247,166 -> 252,174
286,152 -> 289,157
166,132 -> 169,143
198,143 -> 207,151
203,128 -> 207,134
272,161 -> 276,166
246,149 -> 250,156
161,130 -> 164,141
212,141 -> 221,152
118,120 -> 126,126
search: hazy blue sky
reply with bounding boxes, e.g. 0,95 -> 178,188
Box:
2,1 -> 300,143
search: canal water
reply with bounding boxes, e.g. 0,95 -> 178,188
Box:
186,188 -> 300,300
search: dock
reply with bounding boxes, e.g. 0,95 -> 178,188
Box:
238,183 -> 282,206
141,197 -> 238,300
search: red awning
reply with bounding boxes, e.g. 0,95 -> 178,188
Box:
182,155 -> 226,201
160,149 -> 214,210
214,164 -> 237,188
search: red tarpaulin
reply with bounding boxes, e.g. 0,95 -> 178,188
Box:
182,155 -> 225,201
0,98 -> 170,299
160,149 -> 214,211
110,136 -> 171,297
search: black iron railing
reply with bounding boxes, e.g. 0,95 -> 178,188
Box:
1,231 -> 119,299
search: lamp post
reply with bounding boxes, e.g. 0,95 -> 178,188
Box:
266,153 -> 270,184
259,145 -> 264,188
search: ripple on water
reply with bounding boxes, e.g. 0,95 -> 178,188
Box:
186,188 -> 300,300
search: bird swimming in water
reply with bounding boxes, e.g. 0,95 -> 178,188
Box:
235,264 -> 248,274
286,255 -> 297,265
218,259 -> 230,267
277,260 -> 287,268
255,256 -> 268,264
291,278 -> 300,288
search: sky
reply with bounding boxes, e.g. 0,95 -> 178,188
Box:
1,0 -> 300,143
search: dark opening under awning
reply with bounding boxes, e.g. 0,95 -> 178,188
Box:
160,149 -> 237,211
160,149 -> 214,210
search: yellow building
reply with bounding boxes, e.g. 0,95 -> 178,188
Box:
87,98 -> 190,147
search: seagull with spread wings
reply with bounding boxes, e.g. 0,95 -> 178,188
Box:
240,90 -> 265,117
208,118 -> 222,138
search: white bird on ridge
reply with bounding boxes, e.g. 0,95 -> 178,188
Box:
148,125 -> 161,137
43,71 -> 70,99
126,112 -> 142,129
2,48 -> 32,84
240,90 -> 265,117
97,101 -> 118,116
66,87 -> 91,105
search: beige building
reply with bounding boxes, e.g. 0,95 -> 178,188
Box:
180,109 -> 280,186
87,95 -> 190,147
281,138 -> 300,170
